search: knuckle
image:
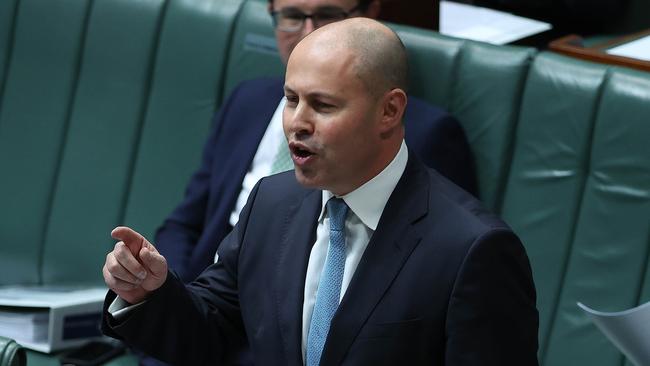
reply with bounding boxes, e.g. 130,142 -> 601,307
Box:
114,241 -> 124,251
106,259 -> 120,273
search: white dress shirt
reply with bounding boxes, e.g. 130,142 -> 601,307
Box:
301,141 -> 408,359
228,98 -> 287,228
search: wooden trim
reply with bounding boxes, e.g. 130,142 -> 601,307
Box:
548,32 -> 650,73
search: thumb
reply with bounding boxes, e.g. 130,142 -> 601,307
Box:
111,226 -> 149,257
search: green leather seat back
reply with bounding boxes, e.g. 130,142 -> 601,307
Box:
0,0 -> 242,285
390,25 -> 464,109
0,0 -> 18,93
447,42 -> 534,210
502,53 -> 650,365
542,67 -> 650,366
222,0 -> 284,98
40,0 -> 167,285
501,53 -> 608,358
122,0 -> 243,240
387,26 -> 535,210
0,0 -> 91,285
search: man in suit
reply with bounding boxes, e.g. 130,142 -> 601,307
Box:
155,0 -> 477,285
102,18 -> 538,365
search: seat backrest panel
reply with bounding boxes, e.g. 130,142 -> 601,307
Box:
123,0 -> 243,240
543,68 -> 650,366
41,0 -> 166,285
501,53 -> 608,357
0,0 -> 90,285
450,42 -> 533,210
222,0 -> 283,99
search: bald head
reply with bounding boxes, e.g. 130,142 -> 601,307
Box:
284,17 -> 409,195
291,18 -> 409,98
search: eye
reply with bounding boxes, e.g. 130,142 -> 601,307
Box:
314,10 -> 346,23
312,100 -> 335,112
285,95 -> 298,107
280,8 -> 305,21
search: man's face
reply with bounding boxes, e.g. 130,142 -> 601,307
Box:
283,43 -> 385,196
271,0 -> 362,64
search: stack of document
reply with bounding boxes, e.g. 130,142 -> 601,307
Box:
0,308 -> 48,343
440,1 -> 552,45
0,286 -> 107,353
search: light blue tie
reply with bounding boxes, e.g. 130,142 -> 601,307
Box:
306,198 -> 349,366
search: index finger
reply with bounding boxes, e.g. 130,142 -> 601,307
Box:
111,226 -> 147,256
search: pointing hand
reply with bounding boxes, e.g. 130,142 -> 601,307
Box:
103,226 -> 168,304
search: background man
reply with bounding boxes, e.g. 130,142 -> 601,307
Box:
102,18 -> 538,365
154,0 -> 477,286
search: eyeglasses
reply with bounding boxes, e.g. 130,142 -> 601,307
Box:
270,4 -> 362,32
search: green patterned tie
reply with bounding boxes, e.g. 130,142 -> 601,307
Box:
270,140 -> 294,174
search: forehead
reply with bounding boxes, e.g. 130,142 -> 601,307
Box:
286,43 -> 365,95
273,0 -> 357,10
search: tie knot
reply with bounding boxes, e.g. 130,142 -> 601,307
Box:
327,198 -> 348,232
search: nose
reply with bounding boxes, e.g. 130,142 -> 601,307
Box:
284,102 -> 314,140
300,17 -> 316,38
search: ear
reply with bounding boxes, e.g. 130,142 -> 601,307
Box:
364,0 -> 382,19
378,88 -> 407,133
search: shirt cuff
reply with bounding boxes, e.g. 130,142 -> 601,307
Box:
108,296 -> 146,321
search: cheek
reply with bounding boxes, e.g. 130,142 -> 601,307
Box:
322,119 -> 370,155
276,33 -> 300,62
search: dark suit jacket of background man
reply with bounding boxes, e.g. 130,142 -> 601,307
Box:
156,77 -> 477,283
103,153 -> 537,366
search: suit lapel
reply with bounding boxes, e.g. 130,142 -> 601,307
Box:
274,189 -> 322,365
320,155 -> 430,365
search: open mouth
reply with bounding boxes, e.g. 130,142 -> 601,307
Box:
294,146 -> 313,158
289,142 -> 315,163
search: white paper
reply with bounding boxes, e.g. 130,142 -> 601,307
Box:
606,35 -> 650,62
440,1 -> 552,45
578,301 -> 650,366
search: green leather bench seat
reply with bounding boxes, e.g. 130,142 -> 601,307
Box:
0,336 -> 25,366
122,0 -> 244,240
1,1 -> 649,365
385,27 -> 533,212
222,0 -> 284,97
0,0 -> 91,285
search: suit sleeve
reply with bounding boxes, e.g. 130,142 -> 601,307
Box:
154,85 -> 245,282
445,228 -> 539,365
102,179 -> 262,365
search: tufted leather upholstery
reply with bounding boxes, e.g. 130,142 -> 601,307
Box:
0,1 -> 648,365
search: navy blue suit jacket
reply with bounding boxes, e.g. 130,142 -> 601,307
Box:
155,78 -> 476,283
104,153 -> 537,365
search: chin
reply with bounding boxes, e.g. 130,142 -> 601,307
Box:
293,169 -> 323,190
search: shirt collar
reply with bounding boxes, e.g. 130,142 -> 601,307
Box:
318,141 -> 409,230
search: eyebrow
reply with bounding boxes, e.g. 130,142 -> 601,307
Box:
284,85 -> 341,101
283,85 -> 295,95
278,5 -> 346,12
